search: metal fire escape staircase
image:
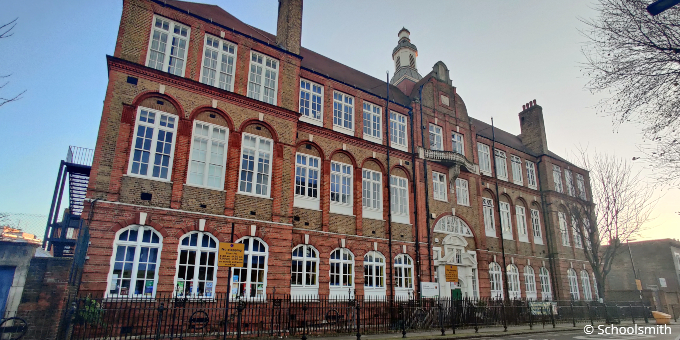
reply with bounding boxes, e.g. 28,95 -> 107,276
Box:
43,146 -> 94,257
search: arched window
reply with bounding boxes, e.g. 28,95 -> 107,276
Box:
524,266 -> 537,300
567,268 -> 580,300
581,270 -> 593,301
291,245 -> 319,297
507,264 -> 521,299
539,267 -> 552,301
434,215 -> 473,237
232,237 -> 268,299
364,251 -> 386,298
107,226 -> 162,298
394,254 -> 414,297
330,248 -> 354,299
489,262 -> 503,299
175,232 -> 218,298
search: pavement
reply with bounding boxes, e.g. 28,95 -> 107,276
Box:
303,322 -> 680,340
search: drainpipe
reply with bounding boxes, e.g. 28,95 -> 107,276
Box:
385,72 -> 394,300
490,118 -> 510,301
418,85 -> 433,283
536,157 -> 560,301
408,106 -> 421,293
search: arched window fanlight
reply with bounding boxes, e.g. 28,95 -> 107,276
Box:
434,215 -> 473,237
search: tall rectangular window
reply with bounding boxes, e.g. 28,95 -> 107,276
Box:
526,161 -> 537,189
478,143 -> 491,175
362,169 -> 382,220
456,178 -> 470,206
238,133 -> 273,197
429,124 -> 443,151
576,173 -> 587,200
294,154 -> 320,199
572,215 -> 583,248
330,162 -> 353,215
147,15 -> 190,77
558,212 -> 570,246
390,112 -> 408,151
530,209 -> 543,244
333,92 -> 354,133
187,121 -> 228,189
432,172 -> 447,201
499,201 -> 513,240
390,176 -> 409,223
511,155 -> 523,185
452,132 -> 464,155
247,52 -> 278,104
363,102 -> 382,142
495,149 -> 508,181
483,198 -> 496,237
565,169 -> 575,196
516,205 -> 528,242
553,165 -> 564,193
201,35 -> 236,91
299,79 -> 323,124
128,107 -> 177,181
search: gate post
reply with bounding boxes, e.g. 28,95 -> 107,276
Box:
355,299 -> 361,340
155,303 -> 165,340
236,300 -> 245,340
528,300 -> 533,330
301,304 -> 308,340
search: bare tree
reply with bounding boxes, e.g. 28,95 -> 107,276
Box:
581,0 -> 680,183
568,148 -> 657,300
0,18 -> 25,108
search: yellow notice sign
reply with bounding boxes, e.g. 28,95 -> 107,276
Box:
635,279 -> 642,291
445,265 -> 458,283
218,242 -> 245,267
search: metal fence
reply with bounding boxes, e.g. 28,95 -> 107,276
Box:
51,294 -> 653,340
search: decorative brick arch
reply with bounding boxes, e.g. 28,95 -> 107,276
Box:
482,188 -> 497,200
111,214 -> 170,238
175,223 -> 226,241
188,105 -> 235,131
328,149 -> 358,167
515,196 -> 529,209
389,164 -> 412,182
360,157 -> 387,175
432,212 -> 479,249
131,91 -> 185,118
295,140 -> 326,160
238,118 -> 280,143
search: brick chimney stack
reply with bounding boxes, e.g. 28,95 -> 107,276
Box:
276,0 -> 303,55
518,99 -> 549,155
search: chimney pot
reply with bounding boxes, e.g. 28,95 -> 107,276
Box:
522,105 -> 526,110
533,99 -> 537,105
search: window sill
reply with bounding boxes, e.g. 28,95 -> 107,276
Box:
528,185 -> 538,190
330,204 -> 354,216
363,135 -> 382,145
390,214 -> 410,225
534,240 -> 544,245
480,171 -> 492,177
236,192 -> 273,200
497,177 -> 508,182
184,183 -> 225,192
434,198 -> 449,203
486,232 -> 498,238
518,237 -> 530,243
300,115 -> 323,127
124,173 -> 173,184
502,234 -> 514,241
456,202 -> 470,207
391,143 -> 408,152
513,181 -> 524,186
333,125 -> 355,135
362,209 -> 383,221
293,196 -> 321,210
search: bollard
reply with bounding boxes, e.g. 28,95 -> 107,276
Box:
301,304 -> 308,340
155,303 -> 165,340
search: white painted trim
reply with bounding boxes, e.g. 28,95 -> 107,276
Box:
237,132 -> 274,198
126,107 -> 178,181
146,15 -> 190,77
186,120 -> 230,190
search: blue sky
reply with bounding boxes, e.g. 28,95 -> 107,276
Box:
1,0 -> 677,240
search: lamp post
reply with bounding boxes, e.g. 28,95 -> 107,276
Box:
627,239 -> 649,323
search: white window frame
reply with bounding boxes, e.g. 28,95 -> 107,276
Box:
394,254 -> 414,299
294,153 -> 321,210
362,169 -> 383,220
363,102 -> 382,143
516,205 -> 529,242
146,15 -> 190,77
483,198 -> 496,237
127,107 -> 178,181
247,51 -> 278,105
238,133 -> 273,198
291,244 -> 320,298
106,225 -> 163,298
174,231 -> 218,298
507,265 -> 521,300
231,237 -> 269,300
567,268 -> 580,300
524,266 -> 537,300
329,248 -> 355,300
364,251 -> 386,298
429,124 -> 443,151
565,169 -> 575,196
471,268 -> 480,299
553,165 -> 564,193
455,178 -> 470,206
390,175 -> 410,224
539,267 -> 552,301
187,121 -> 229,190
478,143 -> 492,176
452,132 -> 465,155
432,172 -> 447,202
434,215 -> 474,237
500,201 -> 513,240
559,212 -> 570,246
526,161 -> 537,190
572,215 -> 583,248
330,161 -> 353,215
581,270 -> 593,301
494,149 -> 508,181
576,173 -> 587,200
200,34 -> 237,91
511,155 -> 523,185
333,91 -> 354,134
299,79 -> 324,126
390,111 -> 408,152
530,209 -> 543,244
489,262 -> 504,299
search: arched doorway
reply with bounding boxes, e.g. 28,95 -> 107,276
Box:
432,215 -> 478,299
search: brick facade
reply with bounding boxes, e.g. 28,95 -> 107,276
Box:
79,0 -> 595,302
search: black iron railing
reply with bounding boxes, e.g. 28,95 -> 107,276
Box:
65,146 -> 94,167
